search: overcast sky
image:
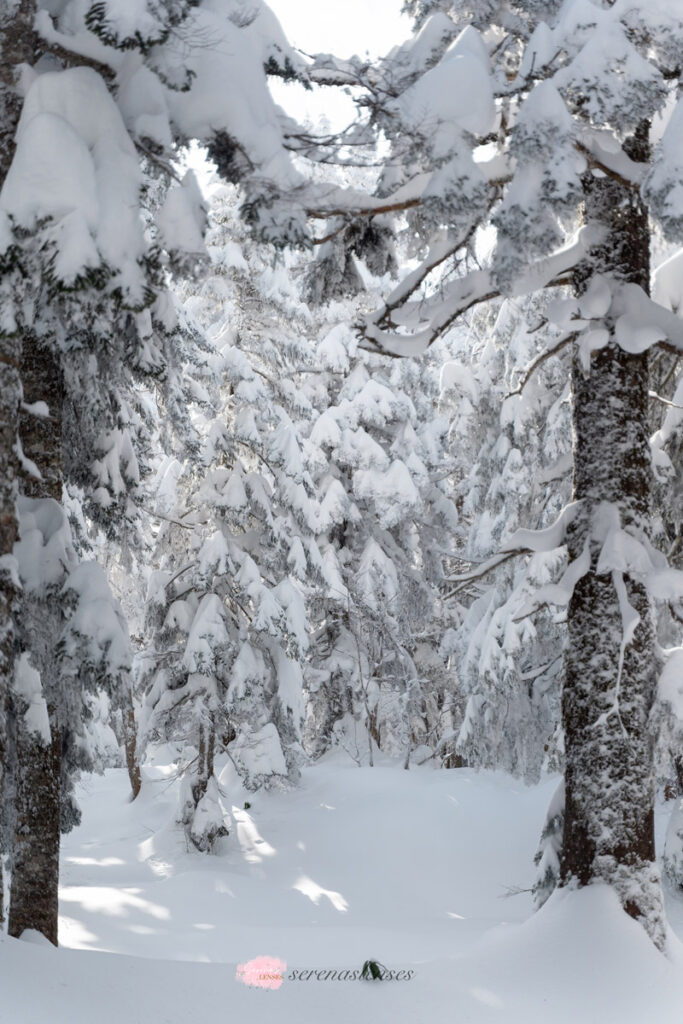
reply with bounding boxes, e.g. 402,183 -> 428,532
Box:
265,0 -> 411,131
267,0 -> 411,59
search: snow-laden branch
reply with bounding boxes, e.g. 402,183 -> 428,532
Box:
306,52 -> 373,88
508,508 -> 683,626
612,284 -> 683,355
362,224 -> 481,344
577,130 -> 648,189
501,502 -> 582,554
34,9 -> 121,77
361,226 -> 599,356
659,647 -> 683,723
513,542 -> 590,621
649,390 -> 683,411
304,174 -> 430,221
445,503 -> 582,598
445,548 -> 534,597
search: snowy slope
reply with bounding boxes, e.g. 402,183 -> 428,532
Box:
2,759 -> 683,1022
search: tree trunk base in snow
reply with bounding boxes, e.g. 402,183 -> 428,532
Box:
8,727 -> 61,945
560,124 -> 665,949
124,696 -> 141,800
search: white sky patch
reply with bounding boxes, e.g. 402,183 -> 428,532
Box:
268,0 -> 411,132
267,0 -> 410,59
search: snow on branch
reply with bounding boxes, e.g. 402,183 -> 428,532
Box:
502,502 -> 582,554
34,9 -> 122,77
590,505 -> 683,603
364,269 -> 498,357
612,283 -> 683,355
513,543 -> 590,622
304,174 -> 430,221
445,503 -> 582,599
659,647 -> 683,725
445,548 -> 534,597
305,50 -> 368,87
505,331 -> 577,398
576,130 -> 648,189
360,226 -> 600,357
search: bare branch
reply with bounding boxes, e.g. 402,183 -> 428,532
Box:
443,548 -> 533,599
165,561 -> 198,588
505,332 -> 576,398
649,390 -> 683,411
135,140 -> 182,183
307,196 -> 421,221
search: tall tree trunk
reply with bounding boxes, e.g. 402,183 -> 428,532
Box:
560,124 -> 665,947
0,313 -> 19,928
7,714 -> 61,945
8,337 -> 64,945
0,0 -> 38,937
123,690 -> 141,800
194,723 -> 208,806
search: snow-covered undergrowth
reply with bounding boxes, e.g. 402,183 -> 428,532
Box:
3,759 -> 683,1023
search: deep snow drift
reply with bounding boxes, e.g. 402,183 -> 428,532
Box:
2,757 -> 683,1023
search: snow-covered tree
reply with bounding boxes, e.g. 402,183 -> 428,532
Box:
0,0 -> 36,932
8,501 -> 132,943
302,314 -> 459,769
139,182 -> 324,848
444,297 -> 571,780
141,170 -> 461,828
299,0 -> 683,947
8,0 -> 683,954
0,0 -> 357,939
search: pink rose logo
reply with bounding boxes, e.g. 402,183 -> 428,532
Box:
236,955 -> 286,990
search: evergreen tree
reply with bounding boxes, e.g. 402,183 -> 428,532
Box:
0,0 -> 337,938
445,297 -> 571,780
302,316 -> 458,768
0,0 -> 37,932
140,182 -> 322,847
309,0 -> 683,946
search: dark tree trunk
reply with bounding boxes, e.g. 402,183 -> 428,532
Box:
193,722 -> 211,806
674,754 -> 683,798
0,0 -> 39,936
8,337 -> 64,945
123,690 -> 141,800
560,124 -> 665,946
18,337 -> 64,504
0,312 -> 19,928
7,724 -> 61,945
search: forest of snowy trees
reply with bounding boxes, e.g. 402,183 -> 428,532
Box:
5,0 -> 683,979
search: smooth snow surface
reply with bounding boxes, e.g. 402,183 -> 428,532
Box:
3,759 -> 683,1022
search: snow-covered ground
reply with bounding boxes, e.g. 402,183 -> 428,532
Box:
3,757 -> 683,1023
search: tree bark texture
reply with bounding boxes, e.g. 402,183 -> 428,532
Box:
124,691 -> 141,800
8,337 -> 64,945
0,0 -> 39,934
7,723 -> 61,945
561,125 -> 665,947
